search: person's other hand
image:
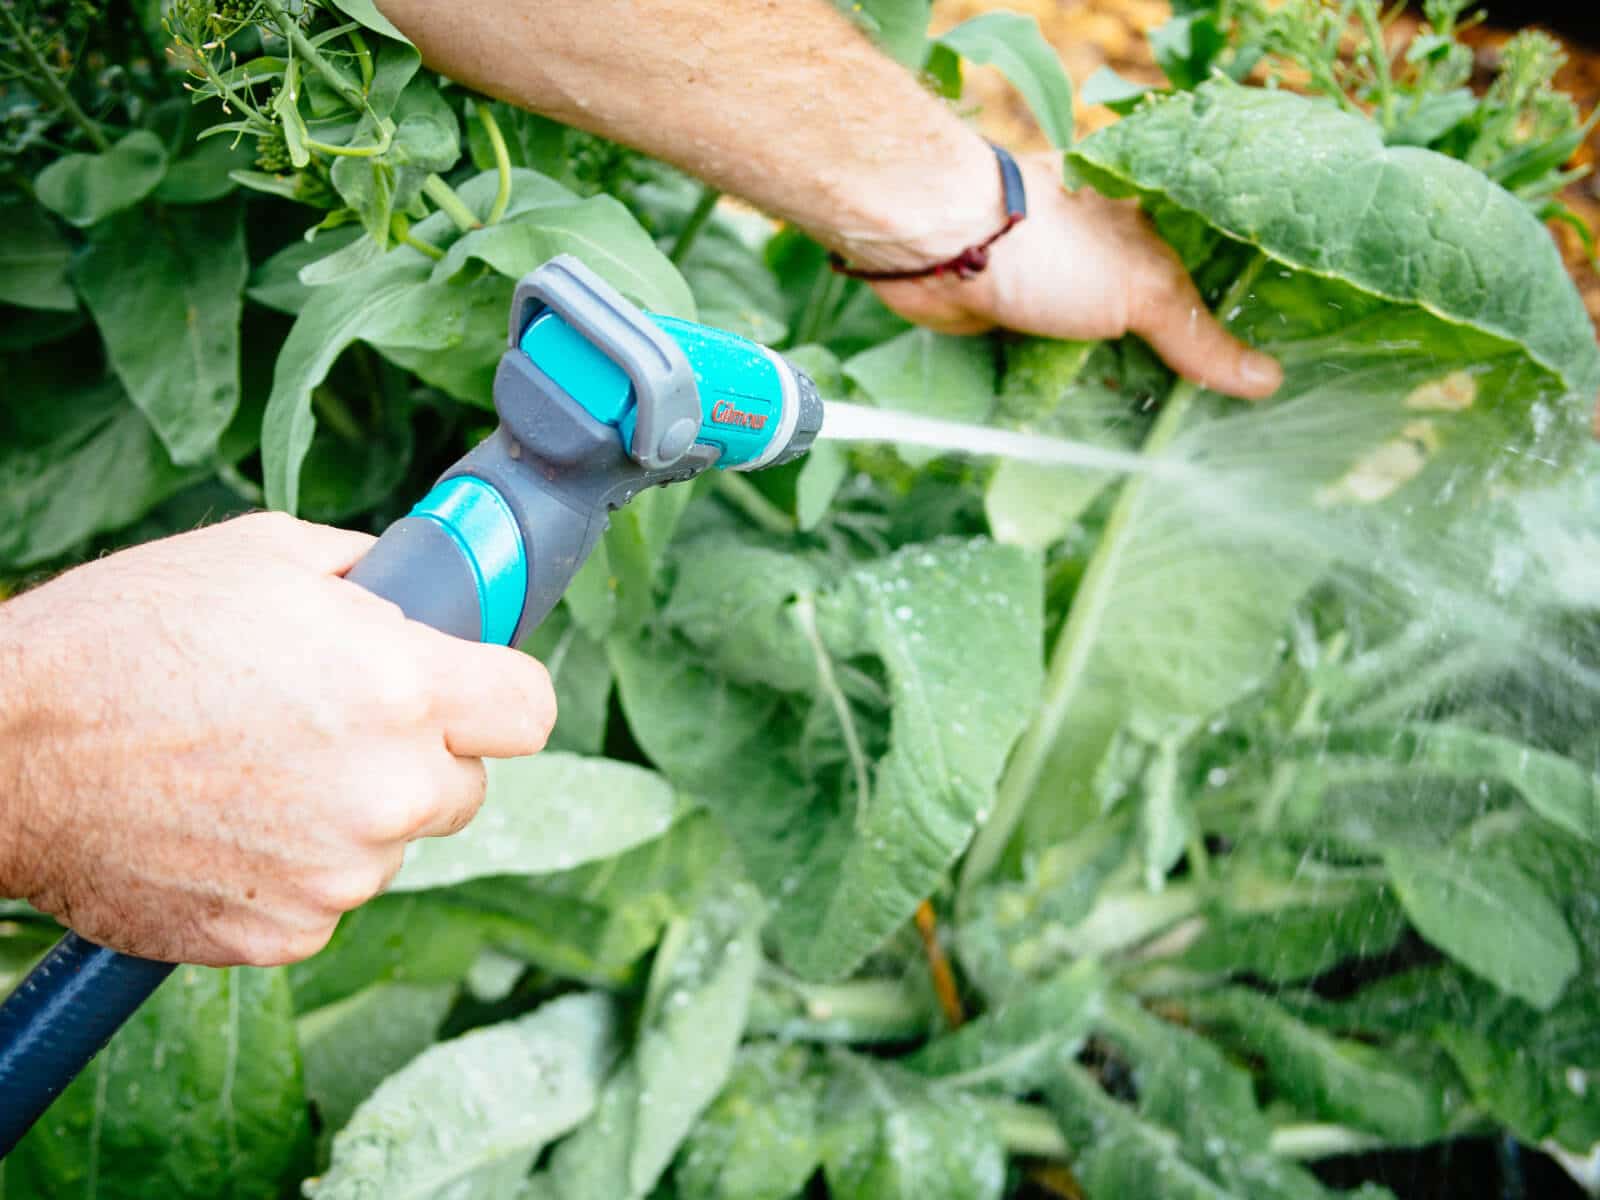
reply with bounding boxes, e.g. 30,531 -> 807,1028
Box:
866,153 -> 1284,402
0,512 -> 555,966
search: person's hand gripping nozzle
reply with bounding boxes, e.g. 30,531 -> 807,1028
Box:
0,253 -> 822,1157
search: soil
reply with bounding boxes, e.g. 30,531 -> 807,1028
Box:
930,0 -> 1600,341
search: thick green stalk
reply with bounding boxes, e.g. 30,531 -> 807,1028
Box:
474,102 -> 513,225
980,1098 -> 1071,1160
0,2 -> 109,151
958,259 -> 1267,906
747,972 -> 931,1043
422,174 -> 482,232
261,0 -> 365,111
668,185 -> 721,266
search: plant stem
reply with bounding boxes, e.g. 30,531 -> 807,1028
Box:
792,590 -> 872,823
474,102 -> 513,225
713,470 -> 794,536
0,1 -> 109,151
748,971 -> 931,1043
980,1098 -> 1071,1160
1357,0 -> 1397,129
261,0 -> 365,111
958,258 -> 1267,908
669,184 -> 721,266
913,901 -> 966,1028
422,174 -> 481,232
1268,1122 -> 1388,1160
398,229 -> 444,261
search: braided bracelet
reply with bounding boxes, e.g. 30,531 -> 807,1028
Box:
828,142 -> 1028,282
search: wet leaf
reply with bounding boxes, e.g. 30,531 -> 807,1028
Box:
390,753 -> 681,891
531,882 -> 764,1199
1384,845 -> 1579,1009
308,992 -> 620,1199
7,966 -> 308,1199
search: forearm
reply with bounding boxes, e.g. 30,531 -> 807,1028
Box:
373,0 -> 998,270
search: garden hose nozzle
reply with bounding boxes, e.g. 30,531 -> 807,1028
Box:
0,254 -> 821,1158
344,253 -> 823,644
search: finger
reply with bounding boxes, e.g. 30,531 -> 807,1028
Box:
409,752 -> 488,840
222,511 -> 377,574
1129,261 -> 1283,401
411,633 -> 557,759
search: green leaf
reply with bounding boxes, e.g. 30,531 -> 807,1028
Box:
0,373 -> 197,568
795,439 -> 848,531
1177,851 -> 1407,983
435,195 -> 696,319
34,131 -> 167,227
842,329 -> 994,466
390,753 -> 681,891
673,1044 -> 823,1200
1149,12 -> 1227,91
443,811 -> 729,987
533,883 -> 764,1199
818,1051 -> 1005,1200
74,201 -> 247,466
523,606 -> 613,754
8,966 -> 308,1199
936,13 -> 1075,148
297,982 -> 456,1140
286,893 -> 490,1014
1184,988 -> 1455,1143
1384,844 -> 1579,1009
154,133 -> 253,204
1069,82 -> 1600,413
831,0 -> 932,67
1314,724 -> 1600,845
307,992 -> 621,1200
1080,66 -> 1157,112
247,229 -> 364,315
904,958 -> 1103,1092
0,196 -> 75,311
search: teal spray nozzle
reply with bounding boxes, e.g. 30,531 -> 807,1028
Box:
344,254 -> 822,646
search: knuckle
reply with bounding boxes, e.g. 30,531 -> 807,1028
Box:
236,510 -> 301,542
304,866 -> 384,914
368,656 -> 432,725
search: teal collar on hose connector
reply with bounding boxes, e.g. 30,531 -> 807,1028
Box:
518,309 -> 789,469
406,475 -> 527,646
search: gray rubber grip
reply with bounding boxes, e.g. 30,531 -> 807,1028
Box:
344,517 -> 483,642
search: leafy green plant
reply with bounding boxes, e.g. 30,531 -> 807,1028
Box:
2,0 -> 1598,1197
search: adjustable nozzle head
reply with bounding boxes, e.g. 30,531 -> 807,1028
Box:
508,256 -> 819,476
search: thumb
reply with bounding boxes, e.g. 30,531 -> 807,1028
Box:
1129,265 -> 1283,401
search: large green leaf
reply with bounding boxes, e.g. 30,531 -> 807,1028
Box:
7,966 -> 308,1199
0,372 -> 197,568
672,1044 -> 824,1200
904,958 -> 1103,1092
818,1051 -> 1006,1200
434,195 -> 695,319
0,196 -> 76,311
936,13 -> 1075,147
621,538 -> 1042,980
531,882 -> 764,1199
307,992 -> 620,1199
74,201 -> 248,466
34,131 -> 167,227
522,607 -> 613,755
439,811 -> 729,988
390,752 -> 681,891
842,329 -> 995,466
1184,988 -> 1456,1143
1384,843 -> 1579,1009
297,982 -> 456,1141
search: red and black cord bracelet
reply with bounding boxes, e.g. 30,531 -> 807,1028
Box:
828,142 -> 1028,282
